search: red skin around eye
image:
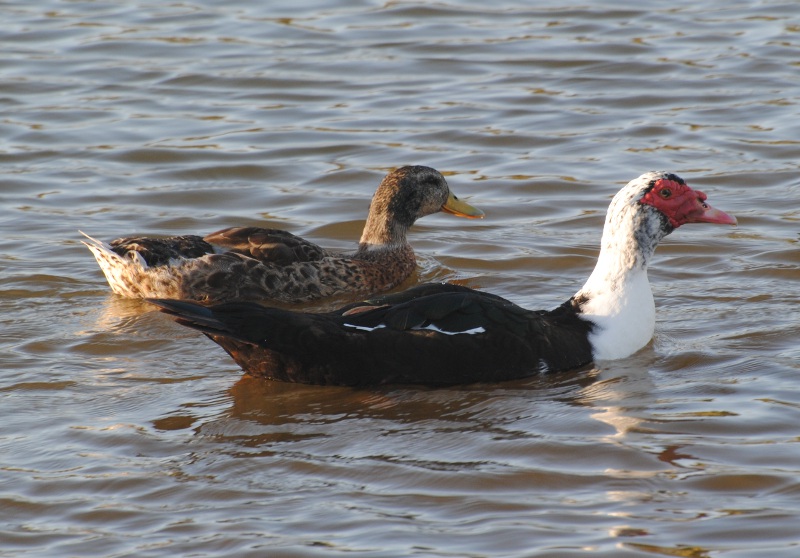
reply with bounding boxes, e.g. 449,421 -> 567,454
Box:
640,179 -> 737,228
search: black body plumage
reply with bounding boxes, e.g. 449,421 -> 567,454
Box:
149,283 -> 594,386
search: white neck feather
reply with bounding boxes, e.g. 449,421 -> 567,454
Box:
574,186 -> 667,360
578,264 -> 655,360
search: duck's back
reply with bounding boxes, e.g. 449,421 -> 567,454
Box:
151,283 -> 595,386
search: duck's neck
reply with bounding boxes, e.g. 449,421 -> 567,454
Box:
573,206 -> 667,360
356,209 -> 409,254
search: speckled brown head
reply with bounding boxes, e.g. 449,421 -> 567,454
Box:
358,165 -> 483,249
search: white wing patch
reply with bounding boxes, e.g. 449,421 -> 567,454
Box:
537,358 -> 550,374
343,323 -> 485,335
343,323 -> 387,332
415,324 -> 486,335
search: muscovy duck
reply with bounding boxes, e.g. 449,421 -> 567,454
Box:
149,171 -> 736,386
82,165 -> 483,304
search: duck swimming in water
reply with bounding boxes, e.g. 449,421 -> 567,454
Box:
149,171 -> 736,386
82,165 -> 483,305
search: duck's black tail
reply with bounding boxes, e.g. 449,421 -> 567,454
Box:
146,298 -> 265,345
147,298 -> 332,383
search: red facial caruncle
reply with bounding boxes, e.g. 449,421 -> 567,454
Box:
639,178 -> 737,229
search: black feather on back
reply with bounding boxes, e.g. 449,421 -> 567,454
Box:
149,282 -> 595,387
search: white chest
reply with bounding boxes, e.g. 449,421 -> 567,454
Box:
579,271 -> 656,360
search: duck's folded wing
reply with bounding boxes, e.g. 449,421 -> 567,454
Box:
204,226 -> 328,265
336,282 -> 508,314
336,284 -> 531,336
148,284 -> 593,385
109,235 -> 214,266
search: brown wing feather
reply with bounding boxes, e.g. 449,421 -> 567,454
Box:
109,235 -> 214,267
177,247 -> 416,304
204,226 -> 328,265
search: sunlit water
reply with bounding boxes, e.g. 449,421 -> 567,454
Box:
2,1 -> 799,556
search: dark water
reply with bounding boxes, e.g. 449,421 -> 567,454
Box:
2,1 -> 799,556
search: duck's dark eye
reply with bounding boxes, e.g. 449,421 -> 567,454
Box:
659,188 -> 672,199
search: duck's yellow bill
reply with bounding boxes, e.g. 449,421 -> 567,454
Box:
441,193 -> 484,219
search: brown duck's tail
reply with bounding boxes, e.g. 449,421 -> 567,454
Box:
81,231 -> 149,297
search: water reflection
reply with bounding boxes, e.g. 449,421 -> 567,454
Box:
183,368 -> 597,436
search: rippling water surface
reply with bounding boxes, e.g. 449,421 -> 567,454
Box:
2,1 -> 799,556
